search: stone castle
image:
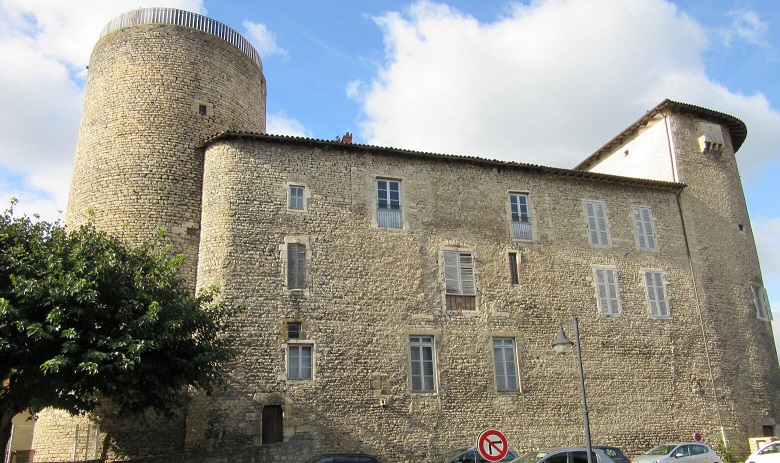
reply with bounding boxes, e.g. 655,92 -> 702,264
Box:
12,7 -> 780,463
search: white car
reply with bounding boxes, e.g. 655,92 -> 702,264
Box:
746,442 -> 780,463
633,443 -> 722,463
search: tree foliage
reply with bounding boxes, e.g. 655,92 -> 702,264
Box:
0,201 -> 239,454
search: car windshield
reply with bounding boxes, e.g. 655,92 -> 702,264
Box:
511,451 -> 550,463
646,446 -> 678,456
434,448 -> 471,463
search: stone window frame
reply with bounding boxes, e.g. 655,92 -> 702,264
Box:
287,182 -> 308,212
374,177 -> 404,230
751,283 -> 773,321
280,236 -> 310,296
286,341 -> 314,381
191,99 -> 214,117
508,191 -> 534,241
408,335 -> 437,393
442,248 -> 478,312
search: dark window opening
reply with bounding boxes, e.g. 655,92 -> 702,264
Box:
262,405 -> 283,444
509,253 -> 519,285
199,104 -> 207,116
763,425 -> 775,437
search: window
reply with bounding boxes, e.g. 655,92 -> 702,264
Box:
444,250 -> 476,310
510,193 -> 532,240
286,321 -> 301,340
198,104 -> 207,116
585,200 -> 610,246
289,185 -> 305,210
632,206 -> 658,250
594,267 -> 621,316
493,338 -> 519,391
644,270 -> 669,317
287,243 -> 306,289
287,344 -> 312,379
377,179 -> 402,228
508,253 -> 519,285
752,285 -> 773,320
409,336 -> 435,392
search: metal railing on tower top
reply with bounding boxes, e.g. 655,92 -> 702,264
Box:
99,7 -> 262,69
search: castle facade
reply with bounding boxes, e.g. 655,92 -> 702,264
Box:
19,8 -> 780,463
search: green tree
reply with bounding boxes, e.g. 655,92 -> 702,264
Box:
0,202 -> 239,458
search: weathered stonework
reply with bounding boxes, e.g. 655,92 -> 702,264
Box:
21,7 -> 779,463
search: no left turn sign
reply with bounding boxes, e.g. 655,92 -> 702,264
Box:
477,429 -> 509,462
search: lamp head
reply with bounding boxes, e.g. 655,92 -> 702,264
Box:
552,323 -> 574,354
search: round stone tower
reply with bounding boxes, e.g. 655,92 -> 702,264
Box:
66,7 -> 266,289
31,9 -> 266,460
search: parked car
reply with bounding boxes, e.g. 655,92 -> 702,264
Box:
594,446 -> 631,463
436,446 -> 520,463
510,447 -> 618,463
306,454 -> 384,463
633,443 -> 722,463
745,441 -> 780,463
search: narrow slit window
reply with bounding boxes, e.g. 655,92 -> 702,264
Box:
508,253 -> 519,285
287,243 -> 306,289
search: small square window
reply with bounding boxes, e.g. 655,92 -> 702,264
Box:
286,321 -> 301,340
199,104 -> 207,116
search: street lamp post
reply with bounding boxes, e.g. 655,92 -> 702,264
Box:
552,315 -> 593,463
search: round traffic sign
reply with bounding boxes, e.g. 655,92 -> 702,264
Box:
693,432 -> 702,442
477,429 -> 509,462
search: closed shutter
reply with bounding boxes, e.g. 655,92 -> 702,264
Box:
586,201 -> 610,246
633,206 -> 657,250
645,270 -> 668,316
596,268 -> 620,315
287,243 -> 306,289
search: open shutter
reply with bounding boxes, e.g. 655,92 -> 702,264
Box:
459,253 -> 476,295
443,251 -> 460,294
586,202 -> 600,244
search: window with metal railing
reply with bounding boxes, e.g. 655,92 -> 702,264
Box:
377,179 -> 402,228
510,193 -> 532,240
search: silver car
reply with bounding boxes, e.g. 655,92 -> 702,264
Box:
633,444 -> 723,463
510,447 -> 617,463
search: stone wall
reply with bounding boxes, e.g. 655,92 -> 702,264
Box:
187,132 -> 776,462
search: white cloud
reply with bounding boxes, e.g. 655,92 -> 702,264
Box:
357,0 -> 780,178
267,113 -> 312,138
0,0 -> 204,221
722,10 -> 769,47
243,21 -> 288,59
754,217 -> 780,282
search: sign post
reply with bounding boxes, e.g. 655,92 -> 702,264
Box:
477,429 -> 509,462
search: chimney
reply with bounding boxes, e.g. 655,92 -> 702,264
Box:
341,132 -> 352,144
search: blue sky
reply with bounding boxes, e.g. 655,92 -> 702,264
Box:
1,0 -> 778,357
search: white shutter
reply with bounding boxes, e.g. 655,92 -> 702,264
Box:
459,253 -> 476,295
443,251 -> 460,294
586,202 -> 599,244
